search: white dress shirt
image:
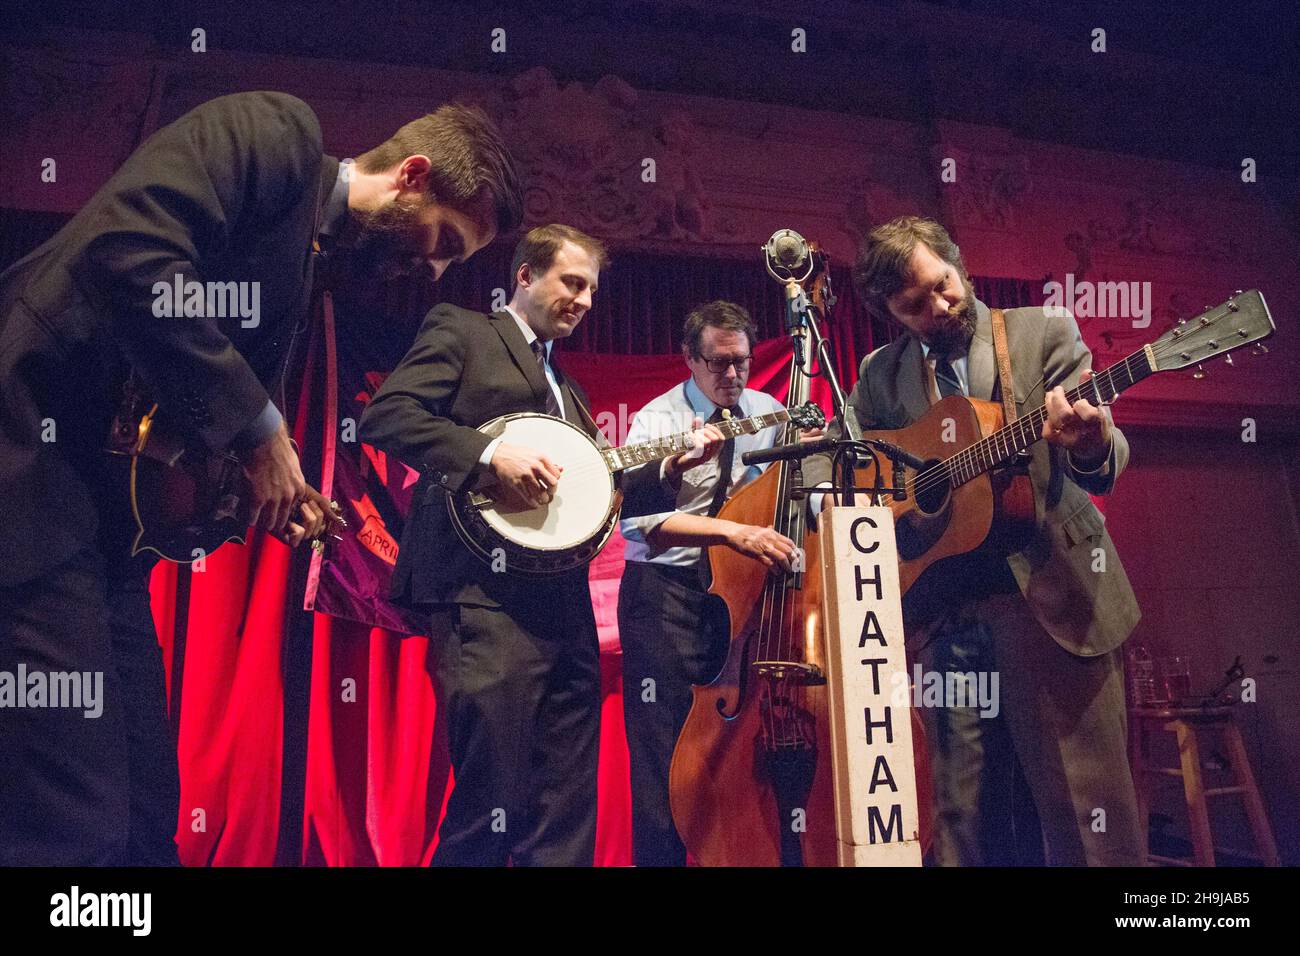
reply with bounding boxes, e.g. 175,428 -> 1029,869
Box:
621,378 -> 785,567
477,305 -> 566,469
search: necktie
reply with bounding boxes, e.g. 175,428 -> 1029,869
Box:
705,406 -> 740,518
531,339 -> 563,418
934,353 -> 963,399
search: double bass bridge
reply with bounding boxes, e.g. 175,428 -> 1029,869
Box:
752,660 -> 825,685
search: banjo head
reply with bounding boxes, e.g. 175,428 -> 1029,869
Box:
475,414 -> 616,559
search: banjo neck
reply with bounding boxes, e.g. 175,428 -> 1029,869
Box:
600,408 -> 796,474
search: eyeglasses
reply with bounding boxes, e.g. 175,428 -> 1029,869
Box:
698,354 -> 752,375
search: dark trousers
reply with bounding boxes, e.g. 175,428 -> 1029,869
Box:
617,560 -> 728,867
0,545 -> 180,865
430,577 -> 602,867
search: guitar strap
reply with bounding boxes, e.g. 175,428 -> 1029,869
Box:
989,308 -> 1018,424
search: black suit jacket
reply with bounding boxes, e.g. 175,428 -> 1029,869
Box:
359,304 -> 674,609
0,92 -> 333,586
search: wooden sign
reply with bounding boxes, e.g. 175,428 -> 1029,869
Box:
818,506 -> 923,866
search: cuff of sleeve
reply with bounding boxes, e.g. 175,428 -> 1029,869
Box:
231,400 -> 282,452
808,481 -> 834,519
478,437 -> 503,470
1067,444 -> 1111,476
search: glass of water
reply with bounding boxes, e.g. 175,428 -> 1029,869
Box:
1159,656 -> 1193,705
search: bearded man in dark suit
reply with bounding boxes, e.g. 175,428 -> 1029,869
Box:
0,90 -> 523,864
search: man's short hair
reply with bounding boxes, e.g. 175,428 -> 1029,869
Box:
509,224 -> 609,289
681,300 -> 757,358
853,216 -> 967,321
356,103 -> 523,234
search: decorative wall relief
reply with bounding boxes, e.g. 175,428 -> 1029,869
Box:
1079,197 -> 1242,262
0,47 -> 155,165
497,67 -> 709,242
948,153 -> 1031,230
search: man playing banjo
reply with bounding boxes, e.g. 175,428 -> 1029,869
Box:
359,223 -> 724,865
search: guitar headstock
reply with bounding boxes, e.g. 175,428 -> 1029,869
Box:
1149,290 -> 1274,373
789,402 -> 827,430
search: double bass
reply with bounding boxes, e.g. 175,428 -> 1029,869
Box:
668,248 -> 932,866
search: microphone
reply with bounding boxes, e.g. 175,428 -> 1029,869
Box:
741,436 -> 930,471
741,436 -> 837,466
763,229 -> 813,283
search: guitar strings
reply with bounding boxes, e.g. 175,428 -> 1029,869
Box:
901,307 -> 1246,499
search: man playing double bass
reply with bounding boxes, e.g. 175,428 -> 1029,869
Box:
805,216 -> 1143,866
616,300 -> 799,866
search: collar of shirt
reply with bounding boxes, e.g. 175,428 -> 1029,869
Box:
683,375 -> 749,421
503,304 -> 552,360
316,158 -> 353,247
920,339 -> 970,394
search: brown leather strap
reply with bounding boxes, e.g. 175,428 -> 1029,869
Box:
990,308 -> 1018,423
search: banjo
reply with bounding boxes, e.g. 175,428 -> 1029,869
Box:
448,402 -> 827,575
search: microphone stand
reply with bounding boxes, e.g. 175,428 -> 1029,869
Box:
766,244 -> 917,508
782,268 -> 874,504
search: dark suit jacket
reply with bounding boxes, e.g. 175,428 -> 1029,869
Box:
359,304 -> 674,609
0,92 -> 334,587
804,301 -> 1140,657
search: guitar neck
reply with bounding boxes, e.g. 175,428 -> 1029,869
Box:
603,409 -> 793,473
939,346 -> 1156,487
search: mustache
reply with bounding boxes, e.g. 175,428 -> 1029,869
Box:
923,298 -> 977,353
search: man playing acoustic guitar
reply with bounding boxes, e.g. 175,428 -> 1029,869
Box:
805,216 -> 1143,866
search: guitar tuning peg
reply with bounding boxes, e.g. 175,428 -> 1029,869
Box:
1193,364 -> 1206,380
1224,353 -> 1234,366
1252,343 -> 1269,356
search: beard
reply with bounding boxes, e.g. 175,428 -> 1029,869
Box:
346,197 -> 433,282
921,275 -> 978,356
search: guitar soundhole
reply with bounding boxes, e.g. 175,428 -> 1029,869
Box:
911,459 -> 950,516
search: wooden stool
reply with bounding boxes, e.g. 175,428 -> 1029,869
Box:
1130,706 -> 1279,866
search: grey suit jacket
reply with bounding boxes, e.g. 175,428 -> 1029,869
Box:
804,300 -> 1140,657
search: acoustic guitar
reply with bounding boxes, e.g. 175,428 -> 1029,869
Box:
838,290 -> 1274,598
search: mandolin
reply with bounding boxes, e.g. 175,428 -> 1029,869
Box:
105,384 -> 343,564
